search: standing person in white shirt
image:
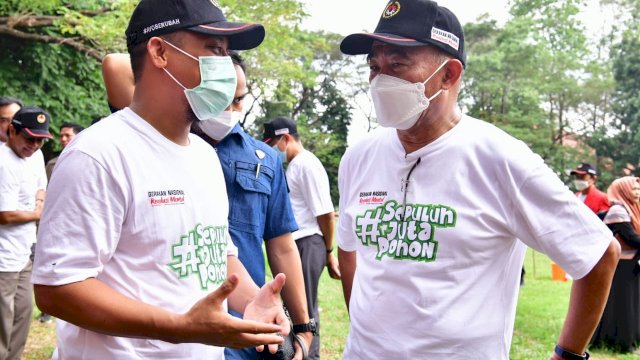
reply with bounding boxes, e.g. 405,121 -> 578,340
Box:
336,1 -> 619,359
0,106 -> 51,360
264,117 -> 341,360
31,1 -> 291,359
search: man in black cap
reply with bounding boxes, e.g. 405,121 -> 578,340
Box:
0,106 -> 51,360
336,1 -> 619,359
32,1 -> 291,358
570,162 -> 610,216
264,117 -> 342,360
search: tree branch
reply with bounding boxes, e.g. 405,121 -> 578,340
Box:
0,8 -> 110,28
0,25 -> 102,61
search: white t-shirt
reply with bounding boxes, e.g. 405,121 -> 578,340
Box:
286,149 -> 334,240
0,146 -> 46,271
32,108 -> 237,359
337,116 -> 612,359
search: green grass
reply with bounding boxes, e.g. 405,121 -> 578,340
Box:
23,249 -> 640,359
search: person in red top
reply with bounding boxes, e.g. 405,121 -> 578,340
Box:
571,162 -> 610,216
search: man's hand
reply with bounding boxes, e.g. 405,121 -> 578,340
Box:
327,253 -> 341,279
179,274 -> 285,349
34,197 -> 44,218
243,273 -> 290,354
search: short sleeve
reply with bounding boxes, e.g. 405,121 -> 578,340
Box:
0,162 -> 21,211
32,150 -> 127,285
298,156 -> 334,217
337,150 -> 356,251
507,156 -> 613,279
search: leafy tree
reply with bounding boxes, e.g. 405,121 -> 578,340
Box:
0,0 -> 354,204
0,0 -> 134,157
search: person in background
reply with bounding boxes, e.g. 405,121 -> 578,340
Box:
193,52 -> 311,360
263,117 -> 341,360
591,176 -> 640,353
570,162 -> 610,216
31,0 -> 291,358
0,106 -> 51,360
0,97 -> 23,144
336,1 -> 619,359
45,122 -> 84,180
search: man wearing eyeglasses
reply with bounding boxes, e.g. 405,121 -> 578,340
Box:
0,106 -> 51,360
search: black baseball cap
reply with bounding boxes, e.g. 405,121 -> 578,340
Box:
126,0 -> 265,50
11,106 -> 53,139
263,117 -> 297,143
570,162 -> 597,176
340,0 -> 466,67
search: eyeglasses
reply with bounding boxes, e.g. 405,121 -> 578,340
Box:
18,131 -> 47,145
399,157 -> 421,222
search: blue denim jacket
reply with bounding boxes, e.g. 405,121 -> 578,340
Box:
216,123 -> 298,286
220,124 -> 298,360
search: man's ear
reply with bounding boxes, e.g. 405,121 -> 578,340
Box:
441,59 -> 463,90
147,37 -> 169,69
8,123 -> 17,137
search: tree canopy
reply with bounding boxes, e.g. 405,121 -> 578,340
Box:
1,0 -> 639,195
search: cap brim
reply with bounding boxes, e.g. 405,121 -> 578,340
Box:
263,137 -> 273,143
23,128 -> 53,139
340,32 -> 426,55
188,22 -> 265,50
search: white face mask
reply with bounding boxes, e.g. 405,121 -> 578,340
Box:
370,60 -> 449,130
573,180 -> 590,191
198,111 -> 242,140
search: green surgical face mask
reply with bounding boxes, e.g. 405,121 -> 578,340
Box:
163,40 -> 237,121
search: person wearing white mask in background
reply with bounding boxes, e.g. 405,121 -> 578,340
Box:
101,49 -> 311,360
336,1 -> 619,359
191,52 -> 312,360
570,162 -> 610,217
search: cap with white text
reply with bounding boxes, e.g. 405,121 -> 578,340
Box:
125,0 -> 265,50
340,0 -> 466,67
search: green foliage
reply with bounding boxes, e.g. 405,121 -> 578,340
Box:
461,0 -> 617,182
0,35 -> 107,157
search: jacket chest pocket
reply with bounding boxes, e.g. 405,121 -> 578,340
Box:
229,161 -> 274,226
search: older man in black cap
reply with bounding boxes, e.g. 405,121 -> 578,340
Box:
336,1 -> 619,359
0,106 -> 51,360
32,1 -> 290,358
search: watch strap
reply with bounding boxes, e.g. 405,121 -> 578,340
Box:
293,318 -> 317,336
554,345 -> 589,360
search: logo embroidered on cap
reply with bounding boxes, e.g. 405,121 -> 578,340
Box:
36,114 -> 46,123
431,27 -> 460,51
382,1 -> 401,19
274,128 -> 290,136
143,19 -> 181,35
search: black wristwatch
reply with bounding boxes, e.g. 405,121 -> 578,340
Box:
554,345 -> 589,360
293,318 -> 318,336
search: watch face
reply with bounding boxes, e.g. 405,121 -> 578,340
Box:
293,318 -> 318,335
